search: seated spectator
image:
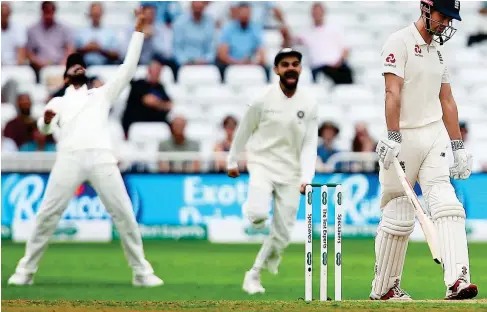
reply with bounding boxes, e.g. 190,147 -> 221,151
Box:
1,2 -> 26,65
216,2 -> 268,82
351,122 -> 377,172
172,1 -> 216,67
206,1 -> 286,30
281,3 -> 353,85
19,128 -> 56,152
3,94 -> 37,148
158,115 -> 200,173
213,115 -> 241,172
75,2 -> 120,66
140,1 -> 182,26
467,2 -> 487,47
316,121 -> 341,172
2,130 -> 18,153
26,1 -> 74,81
122,60 -> 172,135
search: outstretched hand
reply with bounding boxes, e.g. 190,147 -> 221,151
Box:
134,6 -> 147,32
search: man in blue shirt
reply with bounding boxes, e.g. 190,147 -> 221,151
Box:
317,121 -> 342,172
172,1 -> 216,66
216,2 -> 268,82
76,2 -> 120,66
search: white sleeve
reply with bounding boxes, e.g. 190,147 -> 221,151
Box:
37,98 -> 61,135
442,66 -> 450,84
102,31 -> 144,104
300,103 -> 318,184
226,101 -> 261,169
381,36 -> 407,79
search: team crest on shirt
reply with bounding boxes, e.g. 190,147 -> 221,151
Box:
437,51 -> 444,64
384,53 -> 396,68
297,110 -> 305,119
414,45 -> 423,57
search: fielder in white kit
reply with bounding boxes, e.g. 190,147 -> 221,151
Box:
8,8 -> 163,288
226,48 -> 318,295
371,0 -> 478,300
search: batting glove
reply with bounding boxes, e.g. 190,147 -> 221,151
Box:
376,131 -> 402,170
450,140 -> 472,180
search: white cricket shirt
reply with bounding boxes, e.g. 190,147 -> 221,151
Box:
381,23 -> 450,129
38,32 -> 144,159
227,83 -> 318,184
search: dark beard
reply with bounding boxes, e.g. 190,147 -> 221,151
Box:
68,74 -> 88,86
280,72 -> 299,90
19,108 -> 31,116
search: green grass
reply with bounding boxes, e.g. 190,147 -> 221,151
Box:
2,239 -> 486,311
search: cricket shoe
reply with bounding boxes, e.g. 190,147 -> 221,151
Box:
370,286 -> 412,301
445,277 -> 478,300
132,274 -> 164,287
7,273 -> 34,286
242,270 -> 265,295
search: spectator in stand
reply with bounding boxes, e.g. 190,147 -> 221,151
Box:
213,115 -> 240,172
1,2 -> 27,66
128,3 -> 178,80
75,2 -> 120,66
467,2 -> 487,46
19,128 -> 56,152
206,1 -> 286,30
172,1 -> 216,67
281,2 -> 353,84
4,93 -> 54,149
26,1 -> 75,81
140,1 -> 182,27
216,2 -> 268,82
122,60 -> 173,135
158,115 -> 200,173
351,122 -> 377,172
316,121 -> 341,172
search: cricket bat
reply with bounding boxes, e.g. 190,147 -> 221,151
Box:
393,158 -> 442,265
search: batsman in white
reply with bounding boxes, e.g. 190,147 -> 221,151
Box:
8,8 -> 163,288
371,0 -> 478,300
226,48 -> 318,295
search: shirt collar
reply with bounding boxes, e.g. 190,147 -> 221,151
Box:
410,22 -> 438,48
66,84 -> 88,94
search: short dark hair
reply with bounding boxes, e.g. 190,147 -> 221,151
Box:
41,1 -> 55,11
222,115 -> 238,128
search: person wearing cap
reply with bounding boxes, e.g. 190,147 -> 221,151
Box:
8,7 -> 164,288
317,121 -> 341,172
371,0 -> 477,300
226,47 -> 318,295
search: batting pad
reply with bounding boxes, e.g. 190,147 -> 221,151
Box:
372,196 -> 415,296
427,184 -> 470,287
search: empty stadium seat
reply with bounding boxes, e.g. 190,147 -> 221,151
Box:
26,84 -> 49,104
192,85 -> 239,108
346,103 -> 385,123
39,65 -> 65,91
458,105 -> 486,122
108,118 -> 126,143
332,85 -> 376,106
1,103 -> 17,129
226,65 -> 268,86
185,121 -> 217,141
317,104 -> 344,124
170,103 -> 205,121
208,104 -> 249,123
2,66 -> 37,87
178,65 -> 221,87
31,102 -> 45,119
263,30 -> 283,49
128,122 -> 171,147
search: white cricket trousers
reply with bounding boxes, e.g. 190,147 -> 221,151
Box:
244,164 -> 301,270
14,150 -> 154,276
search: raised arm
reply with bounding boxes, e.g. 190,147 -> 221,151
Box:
300,104 -> 318,184
102,8 -> 146,104
226,102 -> 261,170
